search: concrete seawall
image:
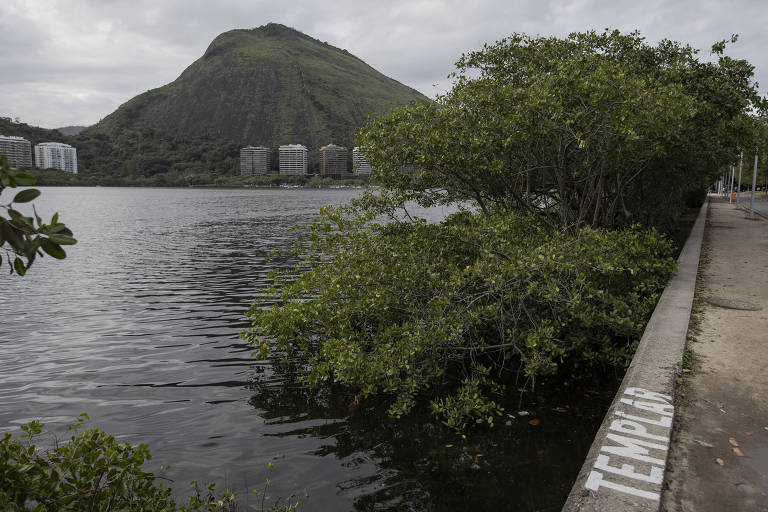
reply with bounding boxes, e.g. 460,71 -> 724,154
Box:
561,199 -> 708,512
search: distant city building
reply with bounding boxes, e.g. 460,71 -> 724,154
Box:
240,146 -> 270,176
0,135 -> 33,169
319,144 -> 348,179
34,142 -> 78,174
352,147 -> 372,177
279,144 -> 308,175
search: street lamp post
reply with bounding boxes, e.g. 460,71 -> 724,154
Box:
729,165 -> 735,203
749,148 -> 759,219
736,151 -> 743,206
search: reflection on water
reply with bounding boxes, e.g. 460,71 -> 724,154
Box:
0,187 -> 612,511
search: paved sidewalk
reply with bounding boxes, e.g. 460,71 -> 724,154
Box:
662,198 -> 768,511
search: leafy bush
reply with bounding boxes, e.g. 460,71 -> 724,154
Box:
0,415 -> 301,512
245,206 -> 675,430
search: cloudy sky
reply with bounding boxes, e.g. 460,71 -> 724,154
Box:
2,0 -> 767,129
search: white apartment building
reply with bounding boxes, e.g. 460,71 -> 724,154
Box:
240,146 -> 270,175
35,142 -> 78,174
352,147 -> 372,177
279,144 -> 308,176
0,135 -> 33,168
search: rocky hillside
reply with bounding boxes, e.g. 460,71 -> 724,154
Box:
90,23 -> 428,150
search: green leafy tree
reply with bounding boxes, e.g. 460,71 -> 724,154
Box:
358,31 -> 764,232
245,30 -> 762,430
0,155 -> 76,275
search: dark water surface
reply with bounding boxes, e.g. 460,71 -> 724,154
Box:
0,187 -> 613,511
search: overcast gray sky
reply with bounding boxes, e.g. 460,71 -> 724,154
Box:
1,0 -> 766,129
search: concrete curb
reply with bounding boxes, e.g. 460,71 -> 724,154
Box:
561,198 -> 708,512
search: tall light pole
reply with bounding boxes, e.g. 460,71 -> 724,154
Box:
729,165 -> 735,203
736,151 -> 743,206
749,148 -> 759,219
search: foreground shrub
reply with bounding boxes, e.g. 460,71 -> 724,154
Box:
245,208 -> 676,430
0,415 -> 300,511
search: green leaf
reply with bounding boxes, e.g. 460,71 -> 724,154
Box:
13,257 -> 26,276
13,189 -> 41,203
41,238 -> 66,259
23,237 -> 42,266
8,209 -> 35,232
1,220 -> 25,251
48,233 -> 77,246
48,224 -> 72,235
32,204 -> 42,228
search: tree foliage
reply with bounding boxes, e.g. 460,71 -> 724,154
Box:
358,30 -> 764,232
0,416 -> 301,512
245,30 -> 762,430
247,204 -> 676,430
0,155 -> 76,275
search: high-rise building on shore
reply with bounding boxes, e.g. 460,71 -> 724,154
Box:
0,135 -> 32,169
34,142 -> 78,174
240,146 -> 270,176
279,144 -> 308,175
319,144 -> 348,179
352,147 -> 372,177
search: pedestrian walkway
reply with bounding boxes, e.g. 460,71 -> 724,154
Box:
662,197 -> 768,511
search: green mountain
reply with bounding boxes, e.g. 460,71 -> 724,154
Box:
0,117 -> 66,146
2,24 -> 428,184
91,23 -> 428,150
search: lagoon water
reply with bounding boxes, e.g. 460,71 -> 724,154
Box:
0,187 -> 610,511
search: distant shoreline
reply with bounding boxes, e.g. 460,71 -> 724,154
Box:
28,167 -> 374,189
31,182 -> 373,190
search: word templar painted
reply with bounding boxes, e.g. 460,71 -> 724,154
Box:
584,387 -> 673,501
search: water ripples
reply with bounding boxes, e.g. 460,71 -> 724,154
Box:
0,187 -> 369,502
0,186 -> 606,511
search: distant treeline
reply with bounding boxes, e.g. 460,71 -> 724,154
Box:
29,166 -> 369,188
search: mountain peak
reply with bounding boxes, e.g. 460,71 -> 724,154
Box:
256,22 -> 304,37
92,25 -> 427,154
